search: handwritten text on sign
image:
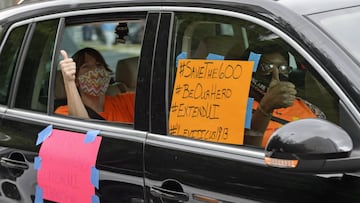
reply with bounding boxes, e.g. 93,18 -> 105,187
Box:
169,59 -> 254,145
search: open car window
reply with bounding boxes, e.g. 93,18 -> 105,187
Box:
167,12 -> 339,148
54,14 -> 146,124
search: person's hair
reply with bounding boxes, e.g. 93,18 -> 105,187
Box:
226,40 -> 289,65
226,40 -> 291,101
72,47 -> 111,75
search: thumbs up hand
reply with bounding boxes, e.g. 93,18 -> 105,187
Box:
259,67 -> 297,113
59,50 -> 76,82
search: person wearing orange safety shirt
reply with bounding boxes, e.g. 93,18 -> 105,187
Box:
55,47 -> 134,123
227,43 -> 325,147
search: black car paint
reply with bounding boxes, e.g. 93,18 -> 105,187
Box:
0,0 -> 359,202
135,12 -> 159,132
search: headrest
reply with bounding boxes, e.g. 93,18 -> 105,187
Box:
115,56 -> 139,91
193,35 -> 243,59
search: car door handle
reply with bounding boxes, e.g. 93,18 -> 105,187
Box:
150,186 -> 189,201
0,157 -> 29,170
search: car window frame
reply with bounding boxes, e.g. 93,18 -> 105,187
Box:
0,23 -> 28,106
0,6 -> 161,136
49,11 -> 150,127
147,6 -> 358,157
13,19 -> 59,112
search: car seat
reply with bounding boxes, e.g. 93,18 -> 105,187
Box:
192,35 -> 244,59
54,70 -> 67,109
114,56 -> 139,92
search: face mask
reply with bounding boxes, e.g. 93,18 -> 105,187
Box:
77,68 -> 110,96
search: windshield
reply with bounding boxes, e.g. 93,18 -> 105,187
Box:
309,6 -> 360,65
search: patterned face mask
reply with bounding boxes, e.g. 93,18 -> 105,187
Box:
77,68 -> 110,96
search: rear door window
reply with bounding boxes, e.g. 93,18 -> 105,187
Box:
14,19 -> 59,112
0,25 -> 28,105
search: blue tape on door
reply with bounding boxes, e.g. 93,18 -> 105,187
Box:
36,125 -> 53,145
84,130 -> 100,143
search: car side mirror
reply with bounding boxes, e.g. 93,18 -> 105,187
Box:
264,118 -> 356,173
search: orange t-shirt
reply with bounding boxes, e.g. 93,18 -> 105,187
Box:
55,92 -> 135,123
253,99 -> 317,147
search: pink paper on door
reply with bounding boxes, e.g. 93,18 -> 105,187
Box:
37,129 -> 102,203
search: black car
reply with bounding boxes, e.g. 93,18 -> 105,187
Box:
0,0 -> 360,202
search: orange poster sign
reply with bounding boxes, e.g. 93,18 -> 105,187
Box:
169,59 -> 254,145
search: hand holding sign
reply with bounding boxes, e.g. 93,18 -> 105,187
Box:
59,50 -> 76,82
260,66 -> 297,112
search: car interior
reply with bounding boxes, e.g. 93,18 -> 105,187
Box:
2,10 -> 337,147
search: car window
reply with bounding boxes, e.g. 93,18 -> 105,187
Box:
0,24 -> 28,105
55,16 -> 145,124
168,12 -> 339,148
0,25 -> 4,40
14,19 -> 58,112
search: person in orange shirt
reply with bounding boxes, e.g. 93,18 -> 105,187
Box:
56,47 -> 134,123
228,43 -> 324,147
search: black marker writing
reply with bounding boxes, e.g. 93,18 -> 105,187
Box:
182,83 -> 232,100
178,60 -> 243,80
173,102 -> 220,119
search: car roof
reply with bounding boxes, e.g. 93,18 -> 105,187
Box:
0,0 -> 359,23
276,0 -> 360,15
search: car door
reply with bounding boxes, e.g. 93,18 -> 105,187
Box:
144,6 -> 360,203
0,7 -> 158,203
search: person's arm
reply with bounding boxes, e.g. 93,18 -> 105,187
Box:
245,104 -> 273,146
59,50 -> 89,119
246,68 -> 297,146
